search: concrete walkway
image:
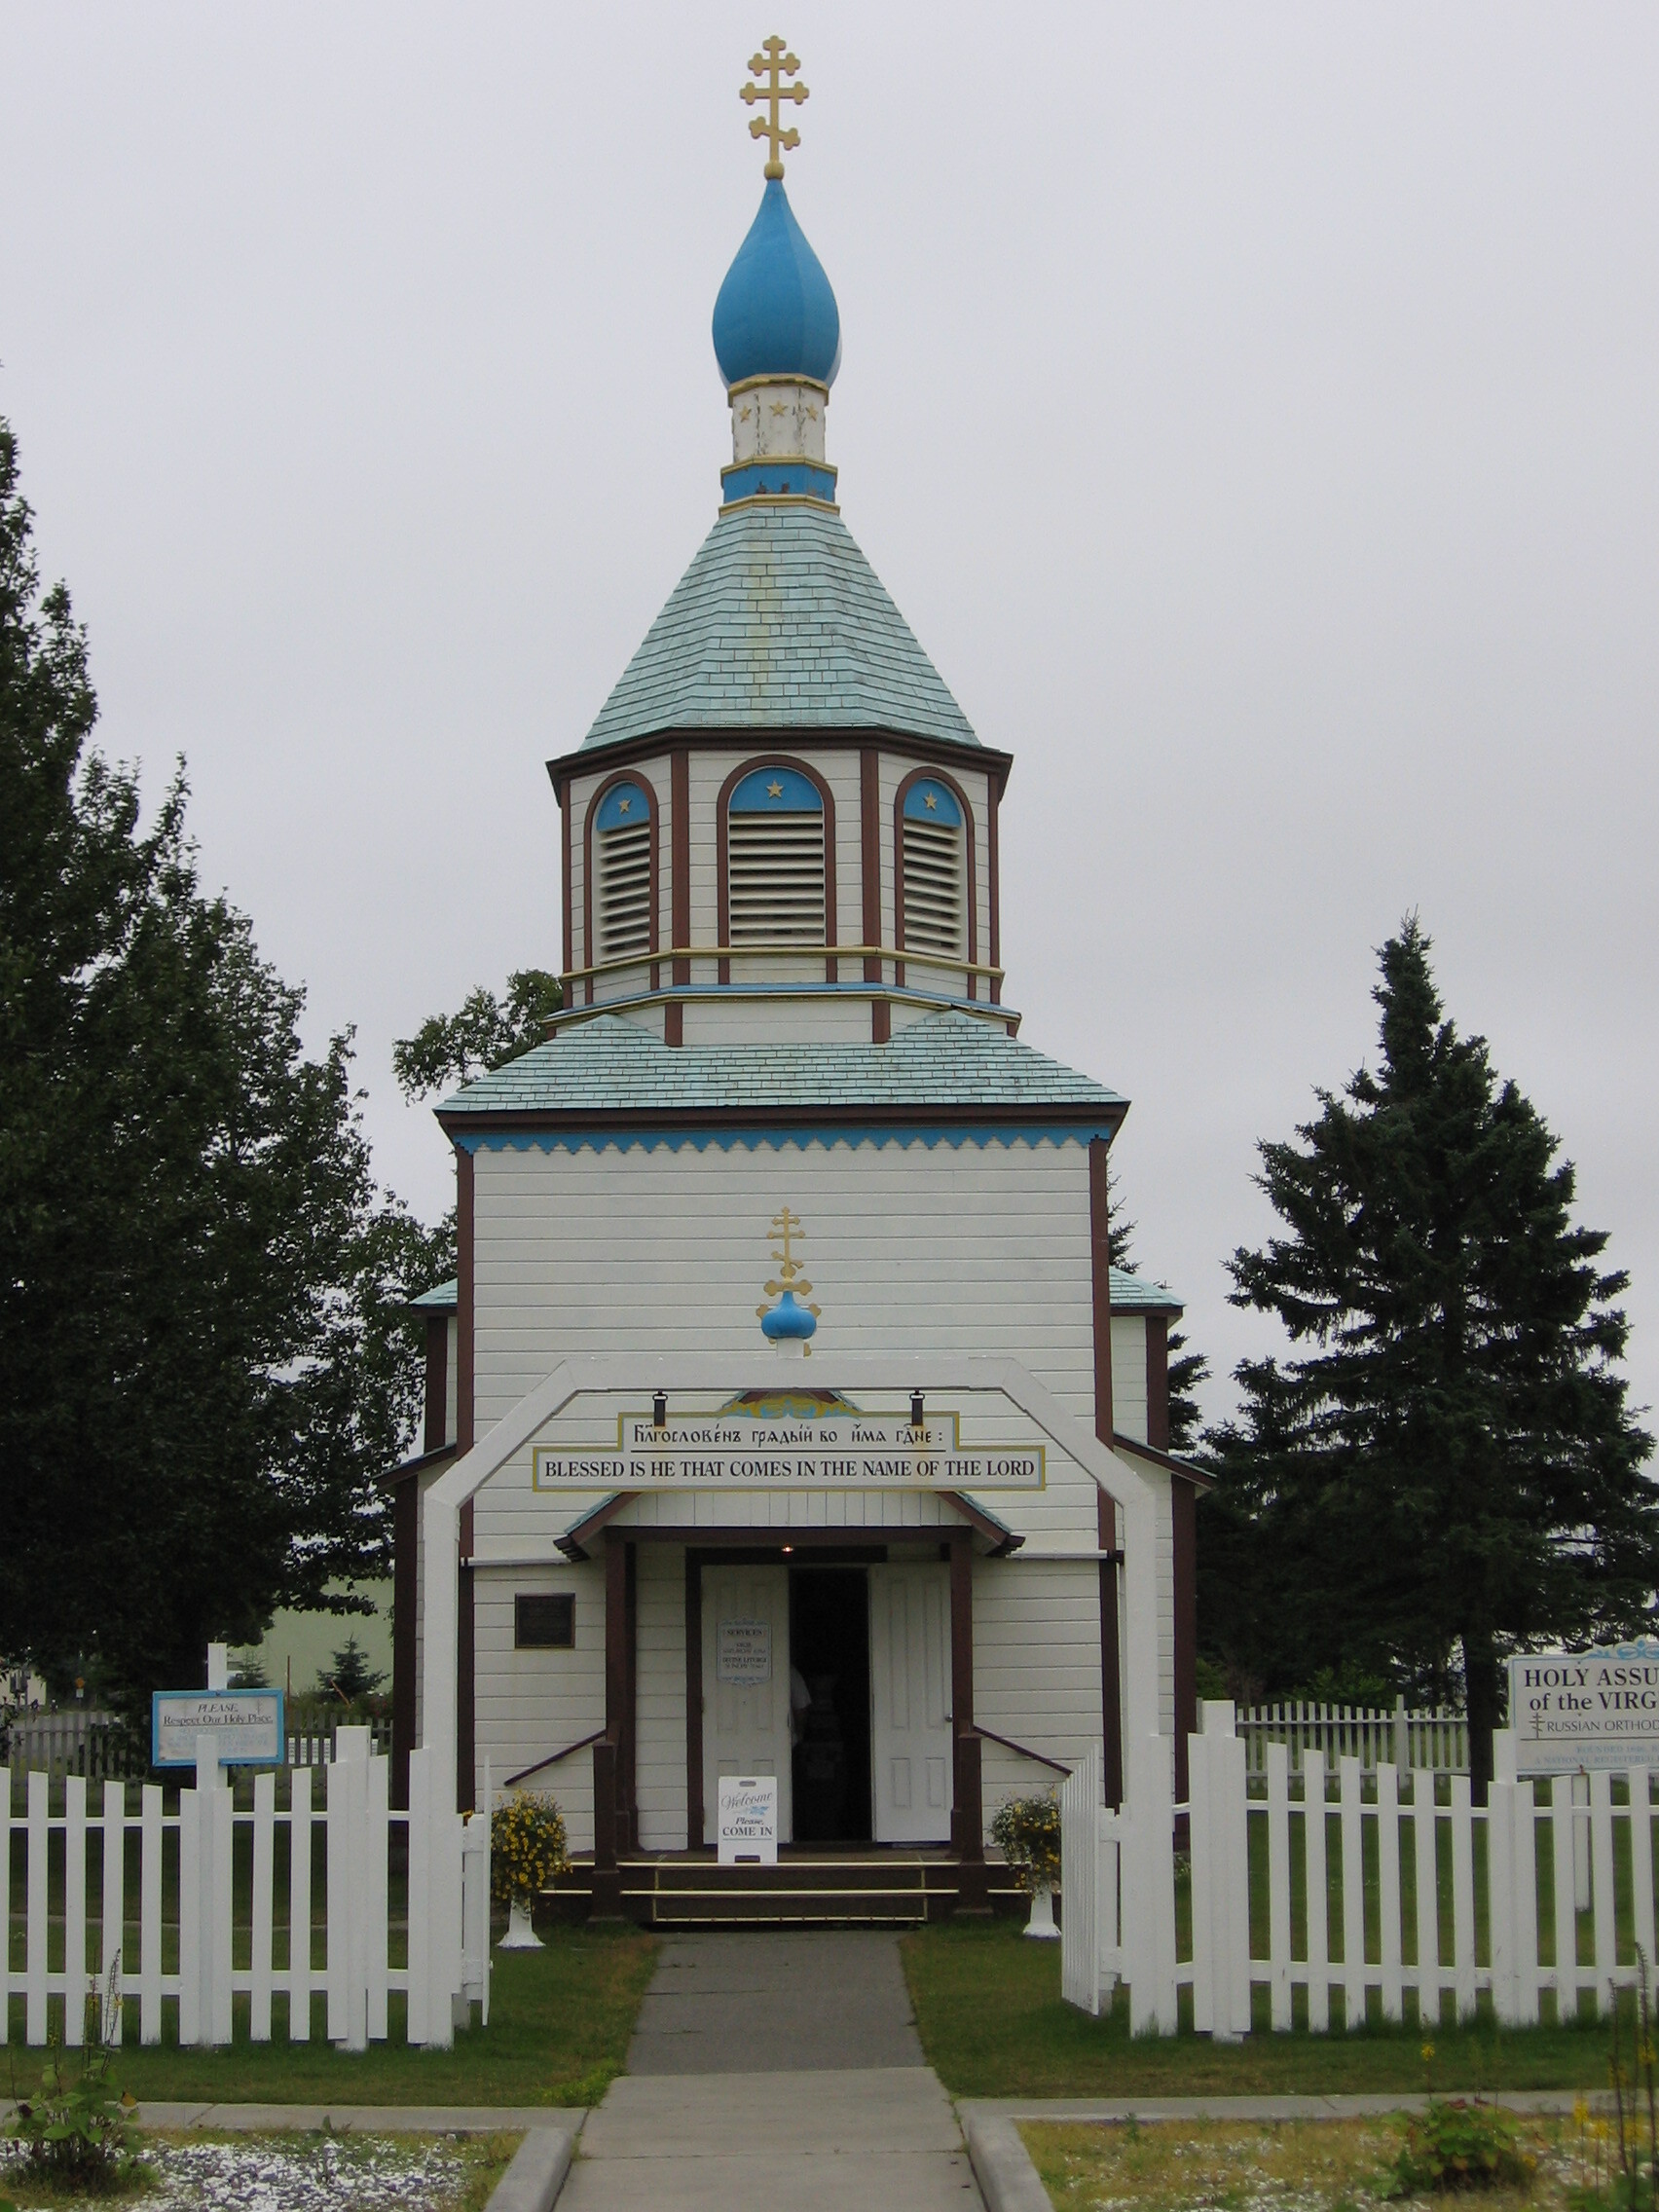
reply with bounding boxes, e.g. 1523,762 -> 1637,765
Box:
562,1931 -> 982,2210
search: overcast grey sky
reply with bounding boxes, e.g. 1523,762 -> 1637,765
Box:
2,3 -> 1655,1431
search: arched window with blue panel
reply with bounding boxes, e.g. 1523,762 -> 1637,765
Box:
725,765 -> 826,946
593,778 -> 654,963
899,777 -> 967,959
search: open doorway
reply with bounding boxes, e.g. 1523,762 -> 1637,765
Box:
789,1567 -> 872,1843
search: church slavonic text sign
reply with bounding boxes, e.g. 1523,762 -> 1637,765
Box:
532,1410 -> 1044,1491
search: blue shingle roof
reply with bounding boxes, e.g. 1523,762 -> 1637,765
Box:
580,502 -> 978,754
439,1009 -> 1121,1119
1107,1268 -> 1185,1312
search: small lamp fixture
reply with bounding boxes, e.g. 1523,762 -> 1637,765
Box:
652,1391 -> 668,1429
910,1391 -> 926,1430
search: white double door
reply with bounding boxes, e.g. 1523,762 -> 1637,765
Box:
868,1563 -> 954,1844
702,1565 -> 793,1846
701,1561 -> 953,1847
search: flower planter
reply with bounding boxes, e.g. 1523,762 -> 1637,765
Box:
1023,1885 -> 1059,1940
498,1896 -> 542,1950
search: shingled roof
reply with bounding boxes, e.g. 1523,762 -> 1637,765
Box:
579,501 -> 978,754
439,1009 -> 1121,1120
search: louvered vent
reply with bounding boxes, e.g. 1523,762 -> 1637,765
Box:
727,813 -> 826,944
902,818 -> 966,958
597,820 -> 653,961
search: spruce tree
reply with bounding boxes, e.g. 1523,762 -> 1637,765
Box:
1199,920 -> 1656,1787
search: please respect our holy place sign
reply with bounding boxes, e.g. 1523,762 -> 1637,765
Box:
532,1410 -> 1045,1491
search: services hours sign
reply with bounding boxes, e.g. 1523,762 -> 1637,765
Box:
1508,1642 -> 1659,1773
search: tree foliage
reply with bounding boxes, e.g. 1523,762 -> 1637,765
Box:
391,970 -> 562,1101
0,420 -> 446,1726
1197,919 -> 1656,1782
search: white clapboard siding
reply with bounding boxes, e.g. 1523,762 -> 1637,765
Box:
635,1543 -> 688,1851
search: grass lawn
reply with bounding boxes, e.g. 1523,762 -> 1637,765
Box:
1021,2112 -> 1599,2212
2,1924 -> 658,2110
901,1919 -> 1623,2098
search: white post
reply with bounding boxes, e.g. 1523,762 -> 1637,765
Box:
1191,1703 -> 1250,2041
1123,1732 -> 1178,2034
206,1643 -> 229,1693
420,1493 -> 461,1814
327,1724 -> 372,2051
192,1739 -> 223,2047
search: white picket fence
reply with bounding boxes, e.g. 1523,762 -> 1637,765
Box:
1236,1700 -> 1468,1778
0,1729 -> 492,2049
1063,1699 -> 1659,2036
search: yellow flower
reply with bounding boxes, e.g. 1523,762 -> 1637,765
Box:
1574,2097 -> 1590,2128
1421,2043 -> 1435,2063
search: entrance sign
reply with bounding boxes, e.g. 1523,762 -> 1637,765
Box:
718,1774 -> 779,1864
152,1689 -> 285,1769
1508,1642 -> 1659,1772
534,1408 -> 1044,1491
718,1618 -> 772,1685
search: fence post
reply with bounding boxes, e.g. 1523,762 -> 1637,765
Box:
1060,1747 -> 1102,2014
187,1739 -> 232,2048
1190,1703 -> 1250,2041
1123,1732 -> 1178,2035
327,1724 -> 372,2051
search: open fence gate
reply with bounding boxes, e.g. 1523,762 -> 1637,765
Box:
1060,1701 -> 1659,2034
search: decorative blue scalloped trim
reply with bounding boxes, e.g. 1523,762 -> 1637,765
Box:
452,1123 -> 1115,1155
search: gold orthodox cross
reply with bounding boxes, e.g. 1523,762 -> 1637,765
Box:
741,36 -> 808,178
769,1204 -> 804,1276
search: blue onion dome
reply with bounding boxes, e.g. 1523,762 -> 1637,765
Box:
712,178 -> 842,389
760,1289 -> 818,1342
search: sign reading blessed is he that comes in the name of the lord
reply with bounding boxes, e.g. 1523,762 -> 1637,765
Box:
1508,1642 -> 1659,1773
532,1412 -> 1044,1491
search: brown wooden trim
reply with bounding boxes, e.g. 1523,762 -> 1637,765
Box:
391,1475 -> 417,1808
1088,1135 -> 1120,1813
972,1723 -> 1069,1777
379,1441 -> 458,1492
559,777 -> 572,982
456,1148 -> 474,1456
622,1539 -> 639,1849
1172,1474 -> 1198,1805
442,1099 -> 1126,1141
893,765 -> 978,987
671,747 -> 690,974
503,1727 -> 606,1791
861,746 -> 882,985
686,1541 -> 891,1565
1098,1488 -> 1123,1809
1088,1139 -> 1115,1448
582,766 -> 660,1007
557,1493 -> 632,1561
938,1490 -> 1024,1554
948,1529 -> 988,1906
423,1314 -> 448,1455
605,1533 -> 635,1856
663,1002 -> 682,1047
715,754 -> 838,986
1111,1430 -> 1216,1490
1146,1314 -> 1170,1454
457,1563 -> 476,1814
986,774 -> 1001,1003
871,997 -> 891,1044
548,725 -> 1014,792
685,1552 -> 703,1849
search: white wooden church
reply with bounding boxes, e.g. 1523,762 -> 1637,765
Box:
390,57 -> 1204,1919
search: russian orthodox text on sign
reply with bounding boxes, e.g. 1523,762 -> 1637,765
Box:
718,1618 -> 772,1685
1508,1641 -> 1659,1772
152,1689 -> 285,1769
533,1409 -> 1044,1491
718,1773 -> 779,1864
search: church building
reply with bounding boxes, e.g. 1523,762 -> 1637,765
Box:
392,46 -> 1204,1919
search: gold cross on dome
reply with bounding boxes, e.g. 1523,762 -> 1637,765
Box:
766,778 -> 784,796
741,35 -> 808,179
769,1205 -> 803,1274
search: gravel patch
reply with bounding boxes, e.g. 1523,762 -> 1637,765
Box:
1,2130 -> 494,2211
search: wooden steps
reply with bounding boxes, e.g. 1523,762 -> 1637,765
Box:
548,1850 -> 1026,1928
